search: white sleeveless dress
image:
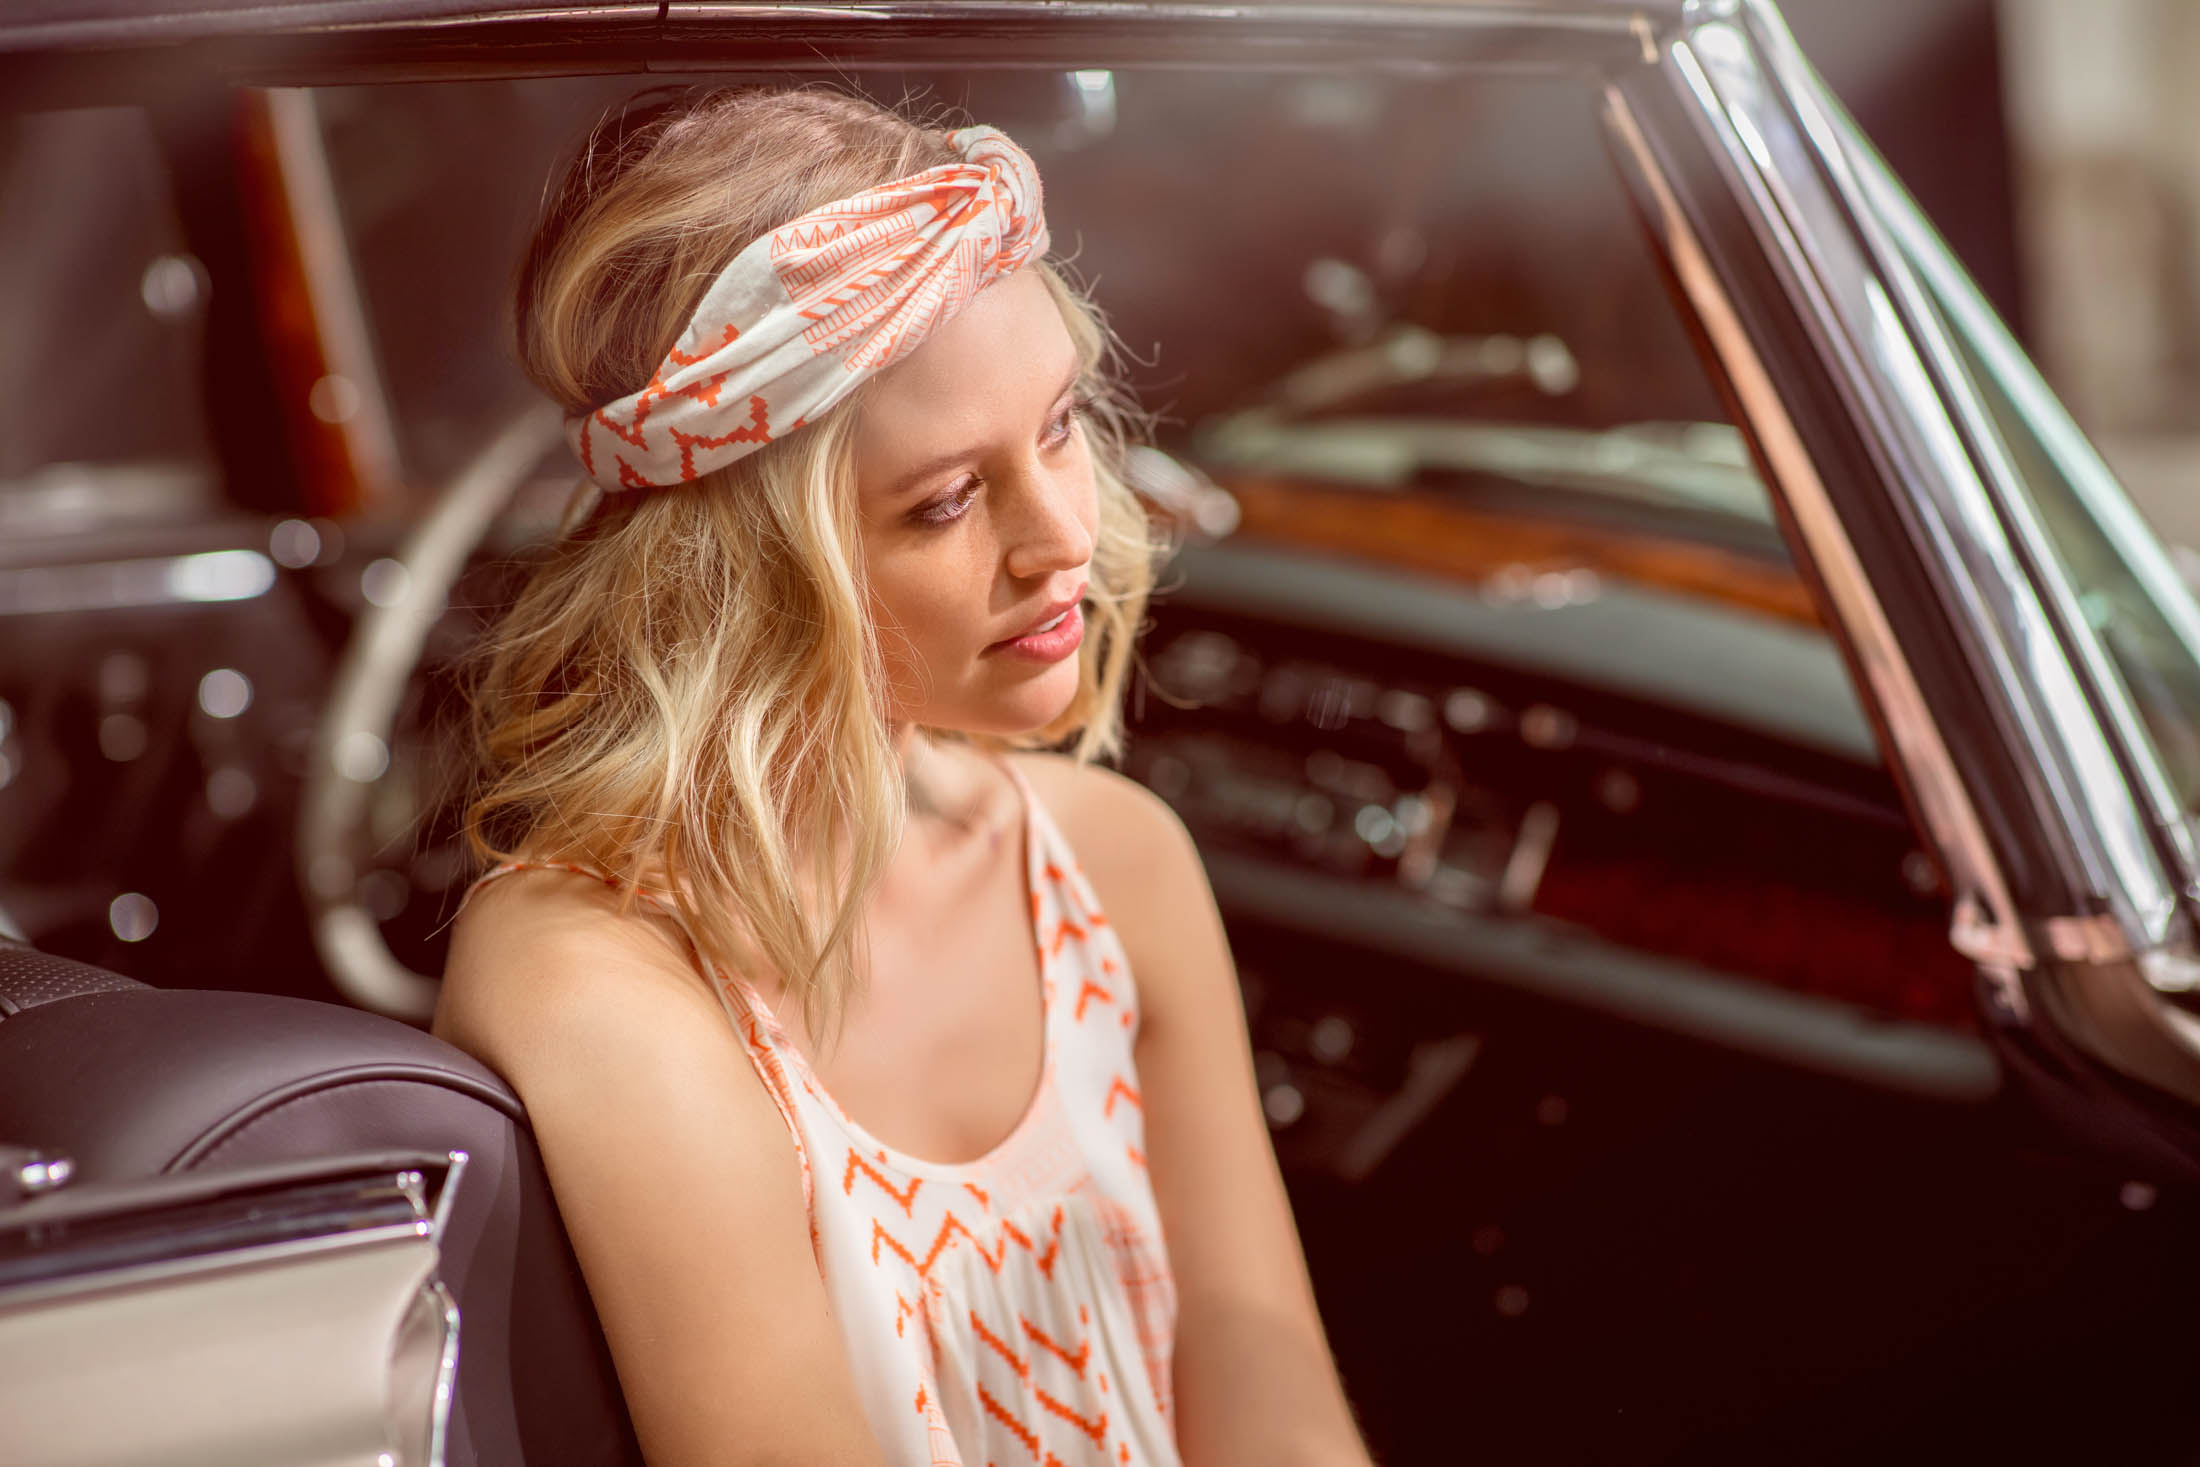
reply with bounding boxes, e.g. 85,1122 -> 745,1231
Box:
470,765 -> 1181,1466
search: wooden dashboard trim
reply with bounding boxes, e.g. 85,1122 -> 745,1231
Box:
1219,475 -> 1821,630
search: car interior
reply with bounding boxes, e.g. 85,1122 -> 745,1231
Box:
6,48 -> 2200,1466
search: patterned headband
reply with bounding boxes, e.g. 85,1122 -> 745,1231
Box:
568,124 -> 1050,492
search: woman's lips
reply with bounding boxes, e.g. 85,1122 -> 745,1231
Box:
989,601 -> 1084,663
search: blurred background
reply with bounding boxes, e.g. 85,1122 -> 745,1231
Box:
1803,0 -> 2200,559
1999,0 -> 2200,552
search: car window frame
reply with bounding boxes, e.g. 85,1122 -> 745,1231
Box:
1854,144 -> 2200,940
1601,0 -> 2200,1106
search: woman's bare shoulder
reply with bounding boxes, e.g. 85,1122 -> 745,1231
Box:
434,866 -> 726,1084
434,872 -> 882,1463
1004,753 -> 1209,956
1007,752 -> 1189,857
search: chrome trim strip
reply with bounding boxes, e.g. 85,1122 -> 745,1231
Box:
1600,83 -> 2034,982
0,1220 -> 429,1313
1723,3 -> 2181,949
429,1149 -> 468,1244
1834,91 -> 2200,925
0,1159 -> 444,1296
653,1 -> 1674,75
660,0 -> 1667,40
1662,27 -> 2114,912
424,1277 -> 462,1467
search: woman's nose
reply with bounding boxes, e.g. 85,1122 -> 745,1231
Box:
1002,455 -> 1095,580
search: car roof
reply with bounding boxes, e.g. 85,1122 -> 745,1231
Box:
3,0 -> 1687,38
3,0 -> 1692,108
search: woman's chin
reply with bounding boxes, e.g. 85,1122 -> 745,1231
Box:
921,661 -> 1082,740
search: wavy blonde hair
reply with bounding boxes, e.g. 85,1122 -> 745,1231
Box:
465,85 -> 1158,1032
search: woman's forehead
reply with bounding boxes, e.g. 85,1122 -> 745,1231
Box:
855,271 -> 1077,450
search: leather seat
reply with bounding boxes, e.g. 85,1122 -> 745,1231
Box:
0,940 -> 642,1466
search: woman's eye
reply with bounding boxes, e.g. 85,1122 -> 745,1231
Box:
911,479 -> 979,528
1045,394 -> 1092,448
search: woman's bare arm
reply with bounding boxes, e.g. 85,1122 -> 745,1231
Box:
435,871 -> 886,1467
1018,758 -> 1375,1467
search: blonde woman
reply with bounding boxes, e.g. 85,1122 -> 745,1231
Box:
435,86 -> 1372,1467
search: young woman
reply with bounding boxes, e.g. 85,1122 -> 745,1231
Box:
435,85 -> 1373,1467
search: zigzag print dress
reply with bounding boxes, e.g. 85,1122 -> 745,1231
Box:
470,766 -> 1179,1466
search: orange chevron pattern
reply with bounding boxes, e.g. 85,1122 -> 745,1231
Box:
1033,1386 -> 1108,1447
975,1378 -> 1103,1467
871,1203 -> 1066,1283
669,399 -> 773,480
978,1382 -> 1040,1458
1022,1316 -> 1091,1376
1073,980 -> 1114,1022
999,1207 -> 1066,1280
847,1150 -> 924,1217
1103,1079 -> 1141,1119
971,1310 -> 1031,1381
1047,917 -> 1087,956
567,125 -> 1047,493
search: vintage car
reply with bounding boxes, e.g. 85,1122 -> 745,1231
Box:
6,0 -> 2200,1462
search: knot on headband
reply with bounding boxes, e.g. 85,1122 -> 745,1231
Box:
569,124 -> 1051,492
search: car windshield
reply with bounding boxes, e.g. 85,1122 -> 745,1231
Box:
304,68 -> 1778,546
1865,144 -> 2200,839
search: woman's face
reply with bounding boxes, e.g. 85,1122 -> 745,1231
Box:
851,268 -> 1098,737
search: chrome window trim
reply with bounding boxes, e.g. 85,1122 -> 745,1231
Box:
1598,85 -> 2033,992
1618,10 -> 2192,974
1844,113 -> 2200,916
1609,4 -> 2200,1097
1727,0 -> 2189,952
1673,20 -> 2154,932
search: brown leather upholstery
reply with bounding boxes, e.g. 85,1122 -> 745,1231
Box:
0,948 -> 642,1466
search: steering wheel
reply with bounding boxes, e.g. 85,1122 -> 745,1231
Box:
297,404 -> 565,1020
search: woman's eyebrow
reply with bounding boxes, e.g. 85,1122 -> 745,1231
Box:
886,361 -> 1083,495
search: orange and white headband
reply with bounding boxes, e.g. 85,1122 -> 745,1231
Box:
569,125 -> 1049,492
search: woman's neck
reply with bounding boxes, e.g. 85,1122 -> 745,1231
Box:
896,728 -> 1005,840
